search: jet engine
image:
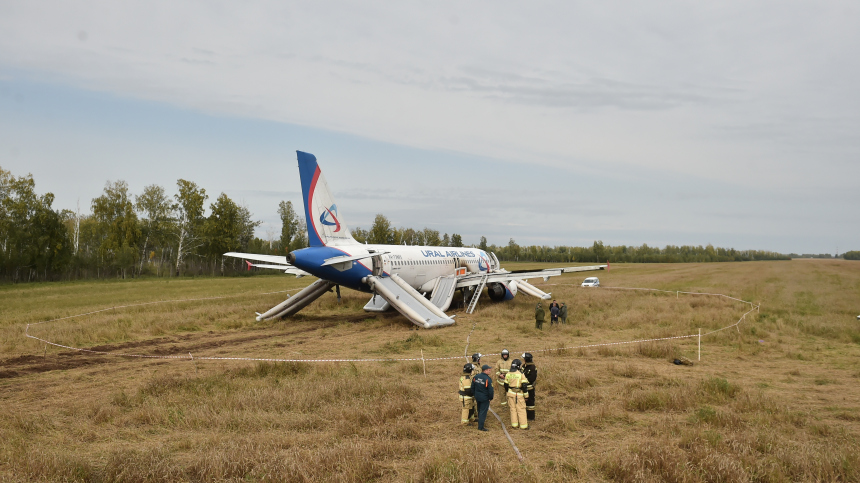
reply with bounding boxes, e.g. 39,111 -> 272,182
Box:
487,281 -> 517,301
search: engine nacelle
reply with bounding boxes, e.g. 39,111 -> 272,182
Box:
487,281 -> 516,301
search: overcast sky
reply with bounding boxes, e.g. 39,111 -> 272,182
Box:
1,2 -> 858,254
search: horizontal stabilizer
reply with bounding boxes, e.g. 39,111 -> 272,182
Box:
224,252 -> 289,265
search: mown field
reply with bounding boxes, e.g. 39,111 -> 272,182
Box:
2,259 -> 860,482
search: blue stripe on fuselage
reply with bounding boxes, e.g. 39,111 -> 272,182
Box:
290,246 -> 373,292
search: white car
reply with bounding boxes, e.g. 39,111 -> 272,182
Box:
581,277 -> 600,287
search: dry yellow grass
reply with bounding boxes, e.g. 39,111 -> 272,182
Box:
1,259 -> 860,481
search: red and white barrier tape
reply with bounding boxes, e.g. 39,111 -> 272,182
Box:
24,286 -> 757,364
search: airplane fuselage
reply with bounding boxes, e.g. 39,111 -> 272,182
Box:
290,244 -> 494,293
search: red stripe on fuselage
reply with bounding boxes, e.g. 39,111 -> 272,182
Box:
307,166 -> 325,247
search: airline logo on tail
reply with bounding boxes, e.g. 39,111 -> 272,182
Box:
319,204 -> 341,233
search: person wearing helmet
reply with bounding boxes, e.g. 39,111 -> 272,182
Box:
495,349 -> 512,406
459,363 -> 477,425
471,364 -> 495,431
504,359 -> 529,430
470,353 -> 483,376
521,353 -> 538,421
534,302 -> 545,330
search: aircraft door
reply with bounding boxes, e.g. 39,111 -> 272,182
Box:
453,257 -> 466,277
371,253 -> 384,277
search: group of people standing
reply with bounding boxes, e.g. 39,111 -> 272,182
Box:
458,350 -> 538,431
534,300 -> 567,329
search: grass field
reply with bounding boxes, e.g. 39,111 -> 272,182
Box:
2,259 -> 860,482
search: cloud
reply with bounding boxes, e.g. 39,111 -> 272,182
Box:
1,1 -> 858,252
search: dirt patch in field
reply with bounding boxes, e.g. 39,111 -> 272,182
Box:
2,331 -> 277,379
0,311 -> 406,379
0,352 -> 109,379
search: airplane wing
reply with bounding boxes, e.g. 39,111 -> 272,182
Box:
224,252 -> 310,276
456,265 -> 606,288
559,265 -> 608,273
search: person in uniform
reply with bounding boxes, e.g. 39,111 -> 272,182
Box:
471,364 -> 495,431
560,302 -> 568,324
470,353 -> 483,377
458,363 -> 476,425
534,302 -> 545,330
495,349 -> 512,406
504,359 -> 529,430
550,300 -> 560,326
521,352 -> 538,421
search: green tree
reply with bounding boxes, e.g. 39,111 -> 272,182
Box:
844,251 -> 860,260
479,236 -> 488,251
507,238 -> 520,260
351,226 -> 368,244
204,194 -> 261,274
369,214 -> 394,244
278,200 -> 300,254
290,219 -> 308,251
401,227 -> 417,245
92,180 -> 140,278
135,184 -> 174,276
593,240 -> 606,263
422,228 -> 441,246
173,179 -> 208,276
451,233 -> 463,248
0,169 -> 71,281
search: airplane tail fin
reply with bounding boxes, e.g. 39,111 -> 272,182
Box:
297,151 -> 358,247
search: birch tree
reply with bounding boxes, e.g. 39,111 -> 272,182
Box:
92,180 -> 140,279
173,179 -> 207,276
135,184 -> 174,275
277,200 -> 299,254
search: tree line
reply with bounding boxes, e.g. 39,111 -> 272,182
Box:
352,214 -> 791,263
1,167 -> 800,284
0,166 -> 308,283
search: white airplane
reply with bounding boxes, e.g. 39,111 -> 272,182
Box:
225,151 -> 605,328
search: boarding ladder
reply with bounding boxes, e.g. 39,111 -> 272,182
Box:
466,274 -> 489,314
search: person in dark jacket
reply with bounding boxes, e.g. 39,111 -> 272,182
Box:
550,300 -> 560,326
560,302 -> 568,324
521,353 -> 538,421
471,364 -> 495,431
535,302 -> 545,330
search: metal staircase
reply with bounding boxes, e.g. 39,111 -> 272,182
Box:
466,274 -> 488,314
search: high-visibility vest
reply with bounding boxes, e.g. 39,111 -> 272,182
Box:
459,374 -> 474,398
505,371 -> 526,394
496,358 -> 512,383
